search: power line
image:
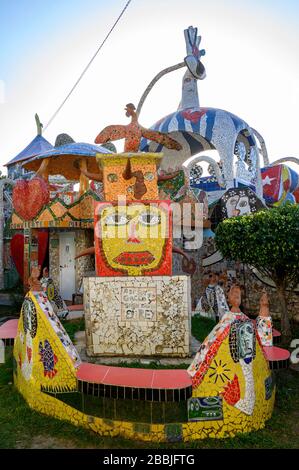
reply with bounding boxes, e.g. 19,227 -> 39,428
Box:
43,0 -> 132,131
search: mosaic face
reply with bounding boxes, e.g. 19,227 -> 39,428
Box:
229,320 -> 256,364
238,322 -> 254,362
95,201 -> 172,276
225,194 -> 250,217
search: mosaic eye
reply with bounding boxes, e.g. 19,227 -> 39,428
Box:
144,172 -> 154,181
239,200 -> 248,207
229,198 -> 238,206
107,173 -> 118,182
139,212 -> 160,226
105,213 -> 129,226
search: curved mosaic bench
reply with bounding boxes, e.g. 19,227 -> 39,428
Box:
77,362 -> 192,402
11,290 -> 291,442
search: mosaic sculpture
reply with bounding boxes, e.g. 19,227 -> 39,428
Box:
138,27 -> 263,198
40,267 -> 69,319
188,285 -> 275,427
261,163 -> 299,206
95,103 -> 182,153
195,272 -> 228,321
256,290 -> 273,347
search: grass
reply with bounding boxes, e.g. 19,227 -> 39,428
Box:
192,314 -> 216,342
61,318 -> 85,341
0,347 -> 298,449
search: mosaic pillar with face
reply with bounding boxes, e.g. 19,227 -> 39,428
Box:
95,201 -> 172,276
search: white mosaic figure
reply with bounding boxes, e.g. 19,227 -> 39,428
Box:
195,273 -> 229,321
235,142 -> 252,182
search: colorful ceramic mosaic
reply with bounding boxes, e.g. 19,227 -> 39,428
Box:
40,275 -> 69,319
261,164 -> 299,206
256,316 -> 273,346
13,287 -> 275,442
10,189 -> 101,229
94,200 -> 172,277
195,274 -> 228,321
188,397 -> 223,421
96,153 -> 162,201
14,292 -> 80,395
12,177 -> 50,221
95,103 -> 182,153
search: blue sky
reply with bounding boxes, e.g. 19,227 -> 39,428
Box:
0,0 -> 298,170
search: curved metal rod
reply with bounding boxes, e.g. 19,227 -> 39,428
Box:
182,155 -> 225,188
269,157 -> 299,167
251,128 -> 269,167
136,62 -> 186,118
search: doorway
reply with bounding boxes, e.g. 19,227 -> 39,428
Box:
59,232 -> 75,301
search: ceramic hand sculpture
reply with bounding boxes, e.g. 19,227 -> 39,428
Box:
256,290 -> 273,346
184,25 -> 206,80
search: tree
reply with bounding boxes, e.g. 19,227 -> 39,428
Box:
215,204 -> 299,340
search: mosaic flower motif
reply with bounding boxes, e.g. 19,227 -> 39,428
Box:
39,339 -> 58,378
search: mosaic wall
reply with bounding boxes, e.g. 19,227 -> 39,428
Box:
94,201 -> 172,277
200,236 -> 299,321
75,229 -> 95,288
49,231 -> 60,289
11,189 -> 101,229
84,276 -> 191,357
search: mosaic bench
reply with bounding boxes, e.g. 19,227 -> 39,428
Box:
0,319 -> 18,346
76,362 -> 192,402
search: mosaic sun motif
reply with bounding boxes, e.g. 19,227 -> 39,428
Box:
94,200 -> 172,276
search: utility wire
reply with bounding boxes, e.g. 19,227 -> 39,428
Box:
43,0 -> 132,131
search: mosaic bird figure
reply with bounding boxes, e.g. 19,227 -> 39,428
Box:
95,103 -> 182,152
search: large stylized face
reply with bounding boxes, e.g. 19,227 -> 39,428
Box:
225,194 -> 250,217
95,201 -> 172,276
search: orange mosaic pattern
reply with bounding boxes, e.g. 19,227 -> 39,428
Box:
96,153 -> 162,201
10,190 -> 101,229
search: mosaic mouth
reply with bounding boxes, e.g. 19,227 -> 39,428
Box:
114,251 -> 155,266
